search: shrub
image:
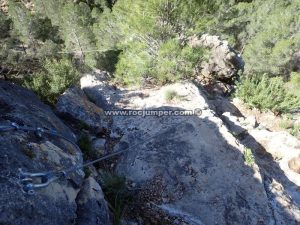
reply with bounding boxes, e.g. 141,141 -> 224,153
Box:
164,90 -> 178,102
25,58 -> 79,104
244,148 -> 255,166
279,119 -> 293,129
286,72 -> 300,98
223,0 -> 300,77
290,124 -> 300,139
114,38 -> 207,86
110,0 -> 213,85
153,39 -> 207,84
279,118 -> 300,139
95,50 -> 122,73
99,172 -> 132,225
235,74 -> 300,114
114,42 -> 152,86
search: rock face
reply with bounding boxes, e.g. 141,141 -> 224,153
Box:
77,73 -> 300,224
56,87 -> 109,132
0,81 -> 82,224
76,177 -> 112,225
210,97 -> 300,225
49,72 -> 300,224
0,80 -> 112,225
241,130 -> 300,224
6,70 -> 296,225
188,34 -> 245,81
103,81 -> 275,224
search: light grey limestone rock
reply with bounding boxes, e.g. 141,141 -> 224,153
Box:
56,87 -> 109,132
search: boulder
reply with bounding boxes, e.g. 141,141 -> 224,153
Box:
188,34 -> 244,81
0,80 -> 83,225
80,71 -> 121,110
75,177 -> 112,225
56,87 -> 109,132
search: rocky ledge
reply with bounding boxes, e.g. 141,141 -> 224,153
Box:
0,80 -> 112,225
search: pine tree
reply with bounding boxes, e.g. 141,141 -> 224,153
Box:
93,0 -> 221,85
33,0 -> 65,25
60,2 -> 96,66
7,0 -> 33,44
219,0 -> 300,77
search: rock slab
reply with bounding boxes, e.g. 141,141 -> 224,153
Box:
111,81 -> 274,225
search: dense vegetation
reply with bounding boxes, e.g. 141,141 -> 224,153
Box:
236,74 -> 300,114
0,0 -> 300,113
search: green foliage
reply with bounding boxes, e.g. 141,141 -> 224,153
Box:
8,1 -> 61,45
236,74 -> 300,114
114,38 -> 207,85
33,0 -> 65,24
75,0 -> 111,10
286,72 -> 300,98
290,72 -> 300,85
114,42 -> 152,85
4,0 -> 300,105
244,148 -> 255,166
30,16 -> 62,43
164,90 -> 178,102
33,0 -> 98,66
279,119 -> 293,129
7,0 -> 33,43
220,0 -> 300,77
1,0 -> 241,87
99,172 -> 132,225
0,11 -> 11,39
35,40 -> 62,59
25,58 -> 79,104
289,124 -> 300,139
95,0 -> 215,85
95,50 -> 121,73
153,39 -> 207,83
279,119 -> 300,139
92,6 -> 119,51
59,2 -> 97,66
0,11 -> 19,69
3,0 -> 64,80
